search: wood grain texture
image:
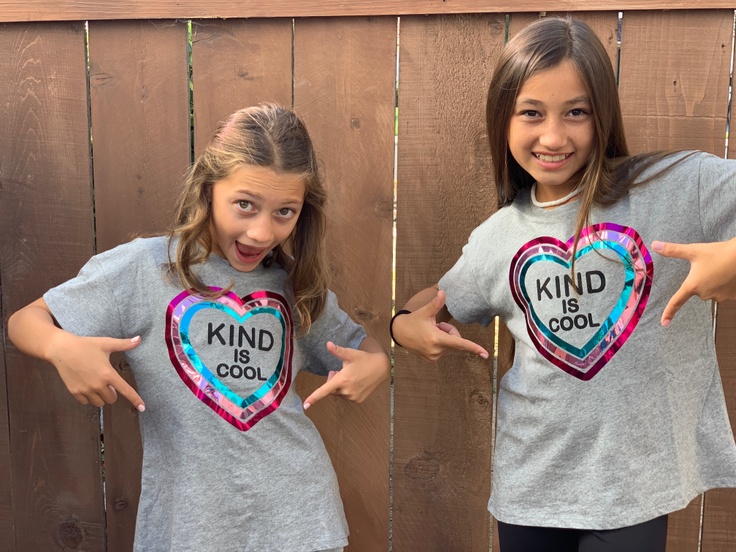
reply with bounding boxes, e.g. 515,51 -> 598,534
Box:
393,13 -> 504,551
509,11 -> 620,68
704,77 -> 736,546
89,20 -> 190,249
619,10 -> 732,156
0,286 -> 13,550
1,0 -> 736,23
87,19 -> 191,551
702,300 -> 736,551
191,18 -> 293,154
0,22 -> 105,551
292,16 -> 395,551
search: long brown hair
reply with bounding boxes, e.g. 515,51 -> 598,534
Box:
168,103 -> 329,334
486,17 -> 687,243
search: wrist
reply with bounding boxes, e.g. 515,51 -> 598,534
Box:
43,326 -> 73,364
389,309 -> 411,348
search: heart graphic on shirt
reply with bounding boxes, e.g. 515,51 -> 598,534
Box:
509,223 -> 652,380
165,289 -> 293,431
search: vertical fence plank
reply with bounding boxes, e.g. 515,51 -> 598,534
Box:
393,14 -> 505,551
87,19 -> 191,551
191,18 -> 293,154
293,16 -> 395,551
89,20 -> 190,248
0,22 -> 104,551
703,57 -> 736,550
619,10 -> 732,156
0,293 -> 12,550
509,11 -> 620,69
704,301 -> 736,551
619,11 -> 734,552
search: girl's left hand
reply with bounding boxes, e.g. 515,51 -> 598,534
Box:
302,341 -> 390,409
653,237 -> 736,326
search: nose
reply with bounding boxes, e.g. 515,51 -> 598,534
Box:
246,215 -> 275,244
538,117 -> 567,150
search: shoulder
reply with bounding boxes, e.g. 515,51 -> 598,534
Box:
634,150 -> 722,181
468,201 -> 522,238
85,236 -> 169,281
94,235 -> 168,263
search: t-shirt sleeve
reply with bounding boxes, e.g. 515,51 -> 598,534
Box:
439,226 -> 496,327
697,153 -> 736,242
43,244 -> 138,339
297,290 -> 367,376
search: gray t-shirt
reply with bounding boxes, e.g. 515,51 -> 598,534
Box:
440,151 -> 736,529
44,237 -> 366,551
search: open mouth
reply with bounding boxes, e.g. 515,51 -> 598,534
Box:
534,152 -> 572,163
235,242 -> 265,262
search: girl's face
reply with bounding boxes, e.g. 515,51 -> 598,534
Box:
508,59 -> 595,202
209,165 -> 306,272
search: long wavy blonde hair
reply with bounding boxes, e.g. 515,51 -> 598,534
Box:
168,103 -> 329,334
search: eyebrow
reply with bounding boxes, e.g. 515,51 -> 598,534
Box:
233,190 -> 304,205
516,96 -> 590,107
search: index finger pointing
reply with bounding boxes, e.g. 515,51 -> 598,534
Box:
441,333 -> 489,359
303,376 -> 341,410
652,240 -> 692,261
110,373 -> 145,412
660,285 -> 694,327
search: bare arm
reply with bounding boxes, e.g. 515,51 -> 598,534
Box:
391,285 -> 489,362
302,335 -> 391,409
8,298 -> 145,411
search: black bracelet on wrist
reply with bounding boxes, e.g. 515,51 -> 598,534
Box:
390,309 -> 412,348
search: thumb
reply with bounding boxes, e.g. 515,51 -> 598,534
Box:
303,375 -> 341,411
325,341 -> 358,363
102,335 -> 142,353
426,289 -> 448,317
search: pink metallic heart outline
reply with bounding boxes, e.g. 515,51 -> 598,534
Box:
165,288 -> 293,431
509,223 -> 653,380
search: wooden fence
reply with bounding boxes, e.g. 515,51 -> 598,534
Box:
1,2 -> 735,551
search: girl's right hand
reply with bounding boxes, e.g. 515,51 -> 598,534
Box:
392,290 -> 489,362
46,332 -> 146,412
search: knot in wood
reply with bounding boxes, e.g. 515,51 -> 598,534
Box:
57,519 -> 83,548
374,199 -> 393,219
404,451 -> 440,481
113,498 -> 129,511
353,307 -> 375,322
469,389 -> 490,412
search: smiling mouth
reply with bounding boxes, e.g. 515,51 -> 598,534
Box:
535,153 -> 572,162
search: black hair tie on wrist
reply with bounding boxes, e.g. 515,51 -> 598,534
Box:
390,309 -> 412,348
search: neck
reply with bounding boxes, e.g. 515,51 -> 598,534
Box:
530,183 -> 583,209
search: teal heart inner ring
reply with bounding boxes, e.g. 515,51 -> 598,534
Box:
519,240 -> 634,359
179,302 -> 286,409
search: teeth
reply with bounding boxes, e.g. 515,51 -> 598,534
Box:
536,153 -> 569,162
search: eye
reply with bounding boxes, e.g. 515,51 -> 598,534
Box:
236,200 -> 255,212
519,109 -> 540,118
277,207 -> 297,219
569,108 -> 589,118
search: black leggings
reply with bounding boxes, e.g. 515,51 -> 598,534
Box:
497,515 -> 668,552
